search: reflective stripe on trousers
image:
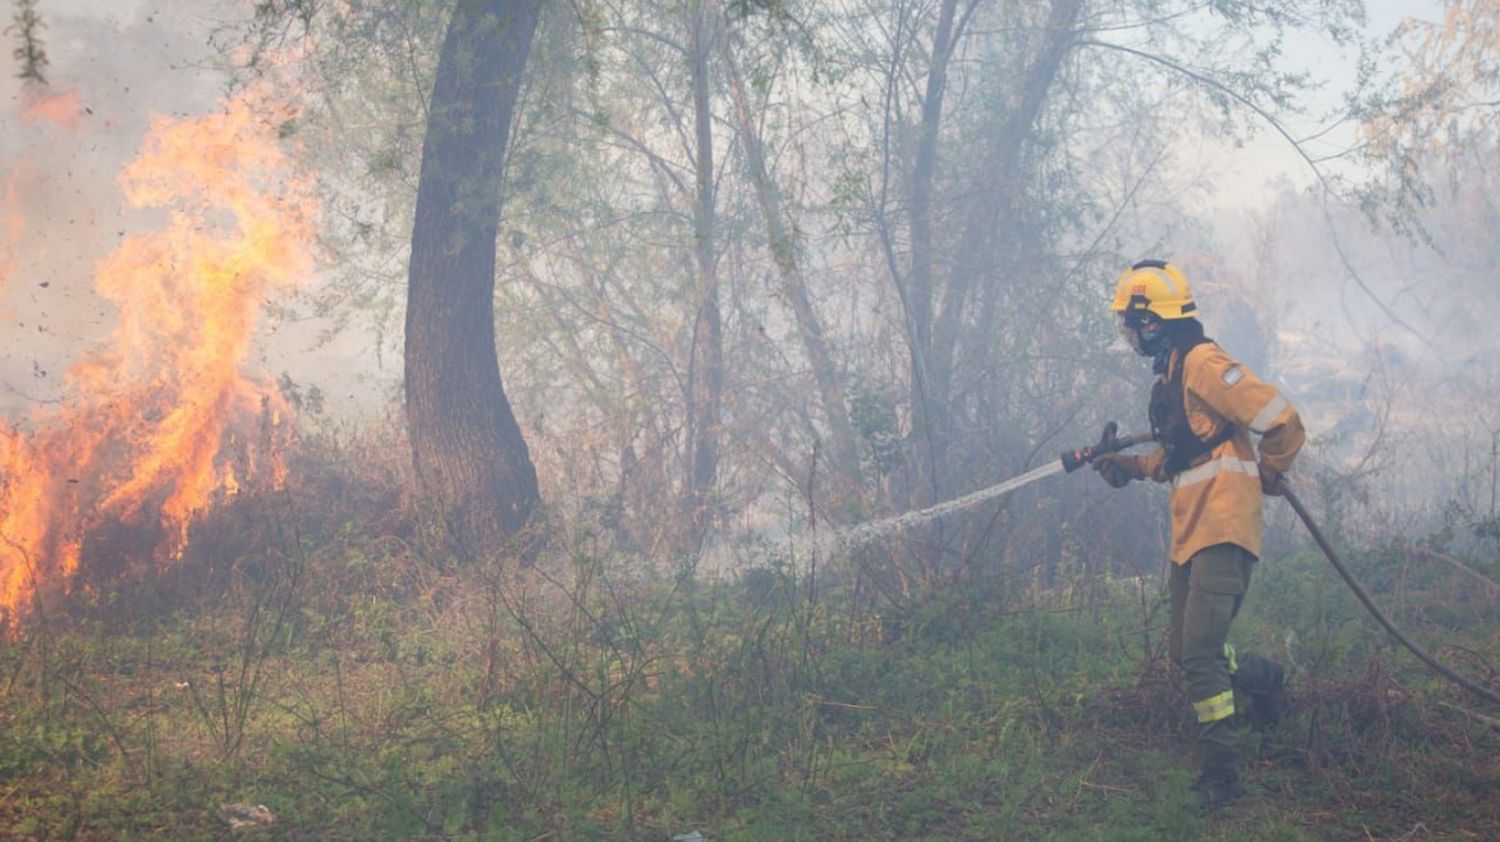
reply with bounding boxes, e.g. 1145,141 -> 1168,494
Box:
1195,645 -> 1239,723
1194,690 -> 1236,723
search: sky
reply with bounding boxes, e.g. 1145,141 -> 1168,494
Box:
1193,0 -> 1443,213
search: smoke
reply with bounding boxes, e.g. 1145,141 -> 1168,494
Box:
0,2 -> 231,413
19,88 -> 84,130
0,175 -> 22,296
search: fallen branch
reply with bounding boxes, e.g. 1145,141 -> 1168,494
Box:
1407,545 -> 1500,596
1439,701 -> 1500,734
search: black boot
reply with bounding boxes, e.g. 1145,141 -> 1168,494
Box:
1196,720 -> 1246,813
1193,773 -> 1246,813
1234,652 -> 1286,731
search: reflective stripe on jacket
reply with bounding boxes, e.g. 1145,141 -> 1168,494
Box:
1134,344 -> 1305,564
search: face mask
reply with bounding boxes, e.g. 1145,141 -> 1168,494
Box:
1118,313 -> 1167,357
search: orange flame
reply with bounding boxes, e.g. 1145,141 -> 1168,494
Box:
20,89 -> 83,131
0,83 -> 316,626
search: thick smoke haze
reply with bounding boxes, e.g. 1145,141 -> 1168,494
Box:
0,2 -> 1496,835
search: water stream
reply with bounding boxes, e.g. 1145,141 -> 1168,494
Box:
701,458 -> 1070,571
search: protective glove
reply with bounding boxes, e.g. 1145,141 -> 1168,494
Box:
1258,462 -> 1284,496
1093,453 -> 1144,489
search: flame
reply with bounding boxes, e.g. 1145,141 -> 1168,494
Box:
0,83 -> 316,627
20,89 -> 83,131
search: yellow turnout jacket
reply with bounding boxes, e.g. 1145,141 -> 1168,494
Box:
1133,344 -> 1305,564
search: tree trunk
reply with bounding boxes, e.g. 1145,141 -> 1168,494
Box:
404,0 -> 543,558
723,39 -> 863,502
683,4 -> 722,547
932,0 -> 1082,410
904,0 -> 962,505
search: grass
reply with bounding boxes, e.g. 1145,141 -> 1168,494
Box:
1,499 -> 1497,840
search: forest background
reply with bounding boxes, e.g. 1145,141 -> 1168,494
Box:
0,0 -> 1497,838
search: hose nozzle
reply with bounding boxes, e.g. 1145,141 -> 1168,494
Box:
1062,421 -> 1151,472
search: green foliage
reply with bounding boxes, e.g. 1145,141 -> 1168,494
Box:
849,381 -> 904,478
1,517 -> 1497,838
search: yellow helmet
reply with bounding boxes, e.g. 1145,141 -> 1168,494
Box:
1109,259 -> 1198,320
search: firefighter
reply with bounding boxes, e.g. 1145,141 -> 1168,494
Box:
1092,259 -> 1304,810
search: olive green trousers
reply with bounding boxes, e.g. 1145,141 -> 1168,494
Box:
1168,543 -> 1281,784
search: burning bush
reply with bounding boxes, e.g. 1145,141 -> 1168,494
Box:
0,83 -> 316,629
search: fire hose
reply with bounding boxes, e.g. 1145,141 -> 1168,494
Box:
1278,483 -> 1500,708
1067,423 -> 1500,710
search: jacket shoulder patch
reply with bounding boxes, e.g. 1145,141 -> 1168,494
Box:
1221,365 -> 1245,387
